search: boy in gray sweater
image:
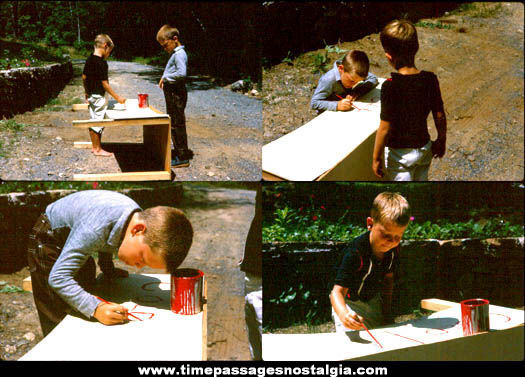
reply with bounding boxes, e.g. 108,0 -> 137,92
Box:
311,50 -> 378,113
27,190 -> 193,336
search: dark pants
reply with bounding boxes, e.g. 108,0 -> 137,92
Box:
27,214 -> 96,336
163,80 -> 189,159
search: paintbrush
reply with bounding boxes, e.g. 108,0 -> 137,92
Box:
360,321 -> 383,348
95,296 -> 142,321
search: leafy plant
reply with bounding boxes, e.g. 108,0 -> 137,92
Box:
311,52 -> 330,73
0,285 -> 24,293
282,51 -> 294,65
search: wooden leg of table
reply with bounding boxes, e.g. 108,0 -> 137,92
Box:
143,124 -> 171,173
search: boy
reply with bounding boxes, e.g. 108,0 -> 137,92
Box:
330,192 -> 410,332
157,25 -> 191,168
372,19 -> 447,181
82,34 -> 126,157
311,50 -> 379,113
27,190 -> 193,336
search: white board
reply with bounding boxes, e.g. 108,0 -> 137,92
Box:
21,274 -> 204,361
105,99 -> 169,120
262,79 -> 385,181
262,304 -> 524,361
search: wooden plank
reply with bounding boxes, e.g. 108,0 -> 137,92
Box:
72,103 -> 88,111
73,171 -> 171,181
262,171 -> 285,181
73,117 -> 169,128
421,298 -> 460,312
23,276 -> 32,292
73,141 -> 92,149
262,79 -> 385,181
20,274 -> 205,361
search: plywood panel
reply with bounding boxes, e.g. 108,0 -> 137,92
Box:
263,304 -> 524,361
262,79 -> 385,181
21,274 -> 205,361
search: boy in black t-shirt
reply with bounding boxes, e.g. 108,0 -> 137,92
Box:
372,20 -> 447,181
82,34 -> 126,157
330,192 -> 410,332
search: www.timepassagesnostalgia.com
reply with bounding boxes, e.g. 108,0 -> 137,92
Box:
137,364 -> 388,377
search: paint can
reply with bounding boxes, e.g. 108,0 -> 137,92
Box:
460,298 -> 490,336
171,269 -> 204,315
138,93 -> 149,108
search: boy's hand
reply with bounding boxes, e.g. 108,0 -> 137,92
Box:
94,302 -> 129,325
372,157 -> 385,178
159,78 -> 164,89
337,95 -> 354,111
341,310 -> 365,330
117,96 -> 126,104
431,138 -> 446,158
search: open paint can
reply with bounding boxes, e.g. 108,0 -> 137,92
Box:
171,269 -> 204,315
138,93 -> 149,108
460,298 -> 490,336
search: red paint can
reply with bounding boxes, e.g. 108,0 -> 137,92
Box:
171,269 -> 204,315
460,298 -> 490,336
138,93 -> 149,108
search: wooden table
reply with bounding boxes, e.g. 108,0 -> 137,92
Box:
262,79 -> 386,181
262,299 -> 524,361
21,273 -> 207,361
72,100 -> 172,181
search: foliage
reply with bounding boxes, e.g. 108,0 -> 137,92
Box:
415,21 -> 454,30
0,284 -> 25,293
311,51 -> 330,73
0,119 -> 28,132
452,2 -> 504,18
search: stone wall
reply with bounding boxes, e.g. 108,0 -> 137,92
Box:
0,62 -> 73,119
263,238 -> 524,328
0,185 -> 183,273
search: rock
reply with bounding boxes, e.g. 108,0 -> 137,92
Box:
23,332 -> 35,342
4,345 -> 16,354
231,79 -> 247,92
207,171 -> 215,177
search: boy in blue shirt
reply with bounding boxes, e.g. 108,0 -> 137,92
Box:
330,192 -> 410,332
372,19 -> 447,181
27,190 -> 193,336
311,50 -> 379,113
157,25 -> 191,168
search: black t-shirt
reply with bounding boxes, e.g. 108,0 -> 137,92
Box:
83,53 -> 108,96
333,231 -> 398,302
380,71 -> 444,148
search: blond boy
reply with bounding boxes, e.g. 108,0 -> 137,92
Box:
330,192 -> 410,332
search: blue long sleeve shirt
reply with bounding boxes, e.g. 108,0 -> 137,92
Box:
310,61 -> 379,112
45,190 -> 141,319
162,45 -> 188,82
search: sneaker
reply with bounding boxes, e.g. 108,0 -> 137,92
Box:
171,156 -> 190,168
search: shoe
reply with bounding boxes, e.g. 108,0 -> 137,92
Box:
171,156 -> 190,168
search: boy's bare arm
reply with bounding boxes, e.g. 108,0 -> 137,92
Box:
372,120 -> 391,178
381,272 -> 394,324
330,285 -> 364,330
101,80 -> 126,104
431,110 -> 447,158
82,74 -> 88,100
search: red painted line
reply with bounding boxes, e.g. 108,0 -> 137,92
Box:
384,330 -> 426,345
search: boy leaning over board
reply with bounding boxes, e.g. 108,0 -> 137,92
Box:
27,190 -> 193,336
311,50 -> 379,113
372,20 -> 447,181
330,192 -> 410,332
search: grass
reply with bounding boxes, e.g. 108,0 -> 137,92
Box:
452,2 -> 505,18
416,21 -> 454,30
0,119 -> 28,132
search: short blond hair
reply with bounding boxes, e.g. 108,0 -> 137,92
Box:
371,192 -> 411,226
94,34 -> 114,49
380,19 -> 419,69
138,206 -> 193,274
157,24 -> 180,42
341,50 -> 370,78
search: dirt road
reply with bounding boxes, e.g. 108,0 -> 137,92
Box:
0,185 -> 255,361
0,61 -> 261,181
263,2 -> 524,180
